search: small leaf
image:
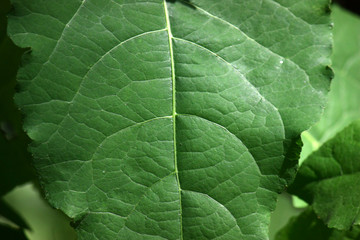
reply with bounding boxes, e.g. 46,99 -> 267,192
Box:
275,207 -> 360,240
290,120 -> 360,230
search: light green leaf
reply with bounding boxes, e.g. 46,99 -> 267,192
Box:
289,120 -> 360,230
275,207 -> 360,240
8,0 -> 332,239
268,193 -> 303,240
0,199 -> 29,230
3,183 -> 77,240
300,5 -> 360,162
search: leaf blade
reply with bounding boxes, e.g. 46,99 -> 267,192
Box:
290,120 -> 360,230
8,0 -> 332,238
275,207 -> 360,240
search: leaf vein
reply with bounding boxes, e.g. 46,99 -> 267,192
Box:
177,0 -> 315,94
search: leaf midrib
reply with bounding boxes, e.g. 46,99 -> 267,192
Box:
163,1 -> 183,239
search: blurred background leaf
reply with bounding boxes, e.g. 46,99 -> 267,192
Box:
0,225 -> 28,240
3,183 -> 77,240
300,5 -> 360,162
0,199 -> 29,230
290,120 -> 360,230
269,193 -> 303,240
275,207 -> 360,240
0,0 -> 76,239
295,4 -> 360,209
0,0 -> 34,237
0,0 -> 34,197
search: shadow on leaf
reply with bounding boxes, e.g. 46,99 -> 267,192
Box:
166,0 -> 196,9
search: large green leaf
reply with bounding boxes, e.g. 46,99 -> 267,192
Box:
8,0 -> 332,239
275,207 -> 360,240
289,120 -> 360,230
300,5 -> 360,162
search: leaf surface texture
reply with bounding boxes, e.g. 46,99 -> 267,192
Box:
8,0 -> 332,239
300,5 -> 360,162
275,207 -> 360,240
290,120 -> 360,230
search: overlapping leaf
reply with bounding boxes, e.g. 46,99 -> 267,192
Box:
275,207 -> 360,240
294,5 -> 360,221
8,0 -> 332,239
0,0 -> 33,197
290,120 -> 360,230
294,5 -> 360,209
300,5 -> 360,162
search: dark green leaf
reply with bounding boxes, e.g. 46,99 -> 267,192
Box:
8,0 -> 332,238
300,5 -> 360,161
290,120 -> 360,230
275,207 -> 360,240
